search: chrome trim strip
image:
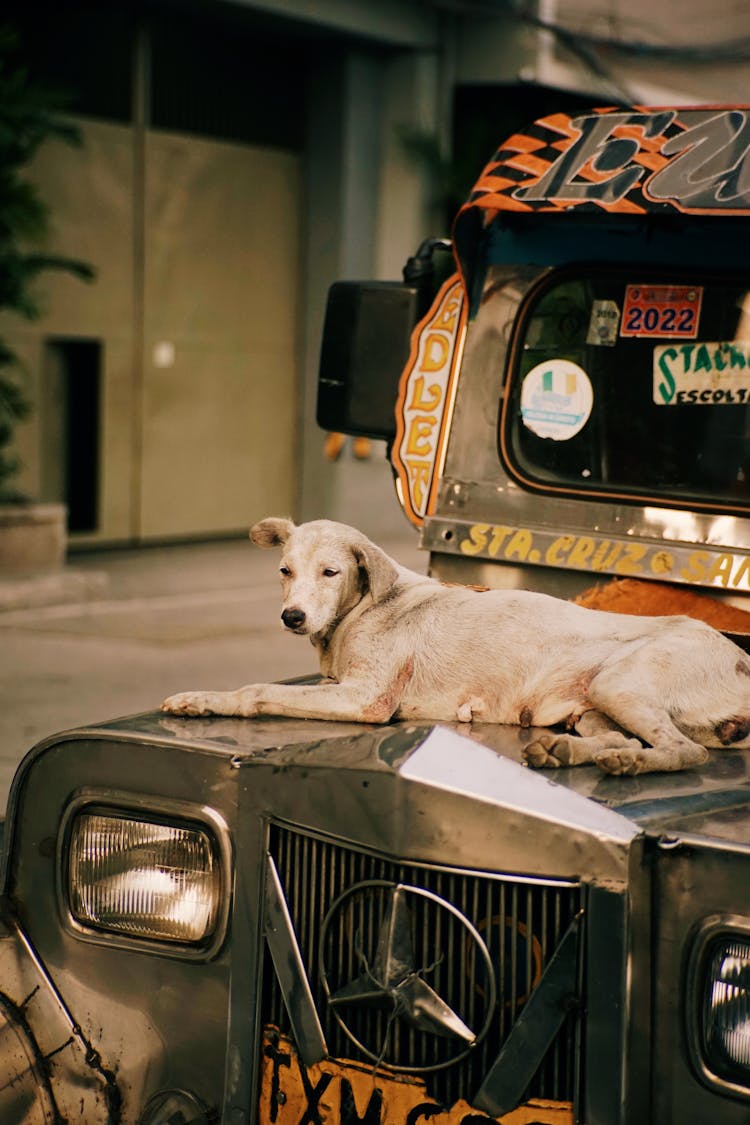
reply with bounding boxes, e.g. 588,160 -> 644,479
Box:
264,852 -> 327,1067
474,911 -> 582,1116
423,514 -> 750,593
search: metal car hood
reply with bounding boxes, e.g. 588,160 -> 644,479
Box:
78,710 -> 750,851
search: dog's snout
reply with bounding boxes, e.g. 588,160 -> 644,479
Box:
282,607 -> 306,630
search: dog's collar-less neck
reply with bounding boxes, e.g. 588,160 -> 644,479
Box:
313,589 -> 374,652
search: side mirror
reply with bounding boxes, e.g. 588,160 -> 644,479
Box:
316,281 -> 419,441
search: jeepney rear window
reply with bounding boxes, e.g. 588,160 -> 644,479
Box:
502,269 -> 750,512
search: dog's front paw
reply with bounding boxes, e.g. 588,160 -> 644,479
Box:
162,691 -> 219,717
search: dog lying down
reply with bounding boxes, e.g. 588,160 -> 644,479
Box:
162,517 -> 750,776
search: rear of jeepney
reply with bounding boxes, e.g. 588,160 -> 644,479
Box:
391,108 -> 750,625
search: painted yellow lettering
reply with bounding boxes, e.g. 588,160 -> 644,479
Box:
460,524 -> 490,555
504,528 -> 533,561
602,543 -> 623,569
545,535 -> 574,566
488,525 -> 513,556
567,537 -> 595,569
706,554 -> 735,588
420,333 -> 449,373
407,376 -> 442,413
680,550 -> 708,583
732,555 -> 750,589
649,550 -> 675,576
590,540 -> 614,571
615,544 -> 647,575
432,297 -> 461,333
406,461 -> 432,512
405,416 -> 436,457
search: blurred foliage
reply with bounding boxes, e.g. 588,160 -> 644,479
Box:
0,26 -> 94,501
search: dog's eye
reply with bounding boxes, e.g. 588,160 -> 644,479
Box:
322,568 -> 339,578
279,565 -> 291,577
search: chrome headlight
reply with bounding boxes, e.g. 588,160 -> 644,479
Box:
64,802 -> 228,952
689,918 -> 750,1097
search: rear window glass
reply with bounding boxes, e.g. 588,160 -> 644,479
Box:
501,268 -> 750,512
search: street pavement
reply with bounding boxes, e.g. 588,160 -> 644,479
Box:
0,523 -> 425,818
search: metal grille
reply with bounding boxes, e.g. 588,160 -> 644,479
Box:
262,823 -> 583,1107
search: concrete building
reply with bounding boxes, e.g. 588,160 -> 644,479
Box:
2,0 -> 749,547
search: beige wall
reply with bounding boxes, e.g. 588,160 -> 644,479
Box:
140,132 -> 301,538
1,120 -> 136,540
1,118 -> 301,544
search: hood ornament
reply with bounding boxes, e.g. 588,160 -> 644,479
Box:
320,881 -> 496,1072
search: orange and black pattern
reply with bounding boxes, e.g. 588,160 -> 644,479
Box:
459,107 -> 687,219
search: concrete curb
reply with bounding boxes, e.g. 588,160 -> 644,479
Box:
0,570 -> 108,612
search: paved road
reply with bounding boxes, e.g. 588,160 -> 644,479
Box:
0,530 -> 425,816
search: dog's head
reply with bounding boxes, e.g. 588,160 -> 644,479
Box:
250,517 -> 399,638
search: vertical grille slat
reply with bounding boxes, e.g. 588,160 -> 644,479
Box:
263,824 -> 582,1108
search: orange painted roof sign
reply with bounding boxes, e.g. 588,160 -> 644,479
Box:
458,107 -> 750,222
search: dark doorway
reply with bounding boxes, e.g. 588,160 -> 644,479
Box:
42,339 -> 101,533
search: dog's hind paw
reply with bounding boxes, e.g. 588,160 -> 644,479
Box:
523,732 -> 580,769
594,743 -> 648,776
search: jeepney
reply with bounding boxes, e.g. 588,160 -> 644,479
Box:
4,106 -> 750,1125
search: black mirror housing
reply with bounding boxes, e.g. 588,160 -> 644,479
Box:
316,281 -> 419,441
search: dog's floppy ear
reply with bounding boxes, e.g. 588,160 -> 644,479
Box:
352,541 -> 399,604
250,517 -> 295,548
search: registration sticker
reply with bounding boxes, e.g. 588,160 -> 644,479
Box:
260,1030 -> 573,1125
621,285 -> 702,338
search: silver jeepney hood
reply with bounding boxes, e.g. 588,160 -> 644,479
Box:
7,711 -> 748,884
74,711 -> 750,850
8,710 -> 745,1124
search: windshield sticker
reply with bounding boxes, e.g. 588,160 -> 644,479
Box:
654,340 -> 750,404
520,360 -> 593,440
586,299 -> 620,346
621,285 -> 702,338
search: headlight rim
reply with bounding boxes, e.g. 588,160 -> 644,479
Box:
57,789 -> 232,962
686,913 -> 750,1103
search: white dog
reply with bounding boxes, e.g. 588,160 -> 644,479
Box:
162,517 -> 750,776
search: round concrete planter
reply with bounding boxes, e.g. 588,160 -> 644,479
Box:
0,502 -> 67,574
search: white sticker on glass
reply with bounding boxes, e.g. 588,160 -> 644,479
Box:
586,299 -> 620,346
654,341 -> 750,405
520,359 -> 594,440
